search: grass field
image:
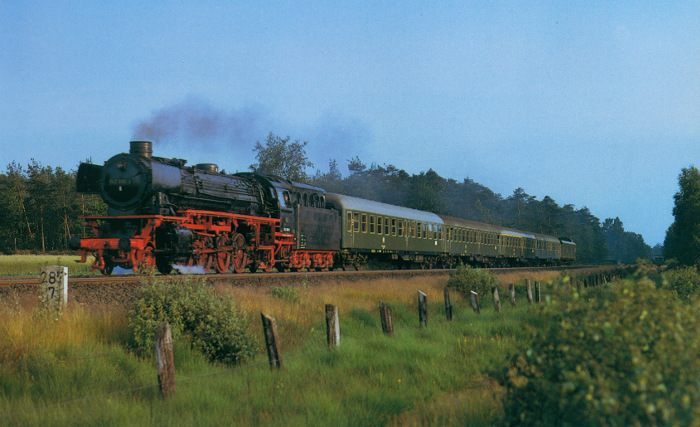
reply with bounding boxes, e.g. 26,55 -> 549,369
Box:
0,268 -> 548,425
0,254 -> 97,276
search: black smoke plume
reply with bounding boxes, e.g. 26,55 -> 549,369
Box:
131,96 -> 268,149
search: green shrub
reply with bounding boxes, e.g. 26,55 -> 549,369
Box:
270,285 -> 300,303
663,266 -> 700,303
502,278 -> 700,426
129,277 -> 257,365
446,264 -> 498,301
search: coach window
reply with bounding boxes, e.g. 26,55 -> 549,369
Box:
384,217 -> 390,235
346,212 -> 352,232
399,220 -> 404,236
369,215 -> 375,233
391,219 -> 396,236
376,216 -> 382,235
361,213 -> 367,233
353,212 -> 360,232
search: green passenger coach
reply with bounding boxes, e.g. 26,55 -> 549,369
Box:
325,193 -> 445,267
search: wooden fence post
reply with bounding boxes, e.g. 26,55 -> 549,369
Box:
325,304 -> 340,349
492,286 -> 501,312
444,287 -> 453,321
155,322 -> 176,398
535,282 -> 541,303
379,301 -> 394,337
470,291 -> 480,314
418,291 -> 428,328
261,312 -> 283,369
526,279 -> 534,303
509,283 -> 516,306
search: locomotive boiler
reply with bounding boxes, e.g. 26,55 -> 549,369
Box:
75,141 -> 269,216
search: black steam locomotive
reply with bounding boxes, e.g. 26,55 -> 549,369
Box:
70,141 -> 574,274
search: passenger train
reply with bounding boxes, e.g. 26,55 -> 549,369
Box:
69,141 -> 575,274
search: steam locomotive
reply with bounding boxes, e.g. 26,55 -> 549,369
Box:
70,141 -> 575,275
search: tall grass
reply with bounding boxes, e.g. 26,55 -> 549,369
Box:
0,254 -> 97,276
1,272 -> 544,425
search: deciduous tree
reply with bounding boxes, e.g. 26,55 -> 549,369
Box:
249,132 -> 314,182
664,166 -> 700,266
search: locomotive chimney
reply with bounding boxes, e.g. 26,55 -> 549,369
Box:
129,141 -> 153,158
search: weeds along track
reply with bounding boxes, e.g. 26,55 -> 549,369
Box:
0,265 -> 598,308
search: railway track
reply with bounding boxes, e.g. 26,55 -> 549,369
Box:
0,265 -> 593,288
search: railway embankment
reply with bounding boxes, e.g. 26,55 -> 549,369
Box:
0,265 -> 608,308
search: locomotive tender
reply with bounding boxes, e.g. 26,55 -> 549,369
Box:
70,141 -> 575,274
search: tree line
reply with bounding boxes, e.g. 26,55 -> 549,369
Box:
254,133 -> 655,264
0,132 -> 663,265
0,160 -> 105,254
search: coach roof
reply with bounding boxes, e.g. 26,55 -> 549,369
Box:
326,193 -> 444,224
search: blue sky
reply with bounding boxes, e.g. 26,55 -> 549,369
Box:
1,1 -> 698,246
